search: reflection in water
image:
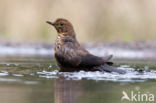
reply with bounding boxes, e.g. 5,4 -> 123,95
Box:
55,78 -> 83,103
0,57 -> 155,103
54,78 -> 156,103
0,76 -> 155,103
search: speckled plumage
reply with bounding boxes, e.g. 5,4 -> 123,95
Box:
47,18 -> 125,74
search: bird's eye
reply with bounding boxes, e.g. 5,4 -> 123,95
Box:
60,23 -> 64,26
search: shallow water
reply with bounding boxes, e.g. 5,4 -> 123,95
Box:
0,56 -> 156,103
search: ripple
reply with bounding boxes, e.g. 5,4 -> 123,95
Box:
12,74 -> 24,77
37,65 -> 156,82
0,71 -> 8,76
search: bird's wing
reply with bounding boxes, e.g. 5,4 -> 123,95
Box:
55,52 -> 81,68
55,48 -> 113,68
78,53 -> 109,68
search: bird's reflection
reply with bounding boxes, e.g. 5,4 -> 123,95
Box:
54,77 -> 83,103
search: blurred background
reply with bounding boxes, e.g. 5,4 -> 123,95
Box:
1,0 -> 156,42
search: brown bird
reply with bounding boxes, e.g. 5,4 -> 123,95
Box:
47,18 -> 125,74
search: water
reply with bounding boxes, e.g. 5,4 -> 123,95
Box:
0,56 -> 156,103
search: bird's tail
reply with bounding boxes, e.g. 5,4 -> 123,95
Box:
94,64 -> 126,74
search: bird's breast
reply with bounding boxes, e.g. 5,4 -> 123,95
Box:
55,38 -> 71,56
54,36 -> 82,64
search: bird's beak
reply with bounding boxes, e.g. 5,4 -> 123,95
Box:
46,21 -> 55,26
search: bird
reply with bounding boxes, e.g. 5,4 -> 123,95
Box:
46,18 -> 125,74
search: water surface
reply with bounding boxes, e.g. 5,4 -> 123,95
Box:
0,56 -> 156,103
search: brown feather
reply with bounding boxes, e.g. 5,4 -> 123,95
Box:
47,18 -> 125,74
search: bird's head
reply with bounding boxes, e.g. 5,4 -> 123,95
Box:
46,18 -> 75,37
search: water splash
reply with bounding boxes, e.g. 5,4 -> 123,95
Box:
37,65 -> 156,82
